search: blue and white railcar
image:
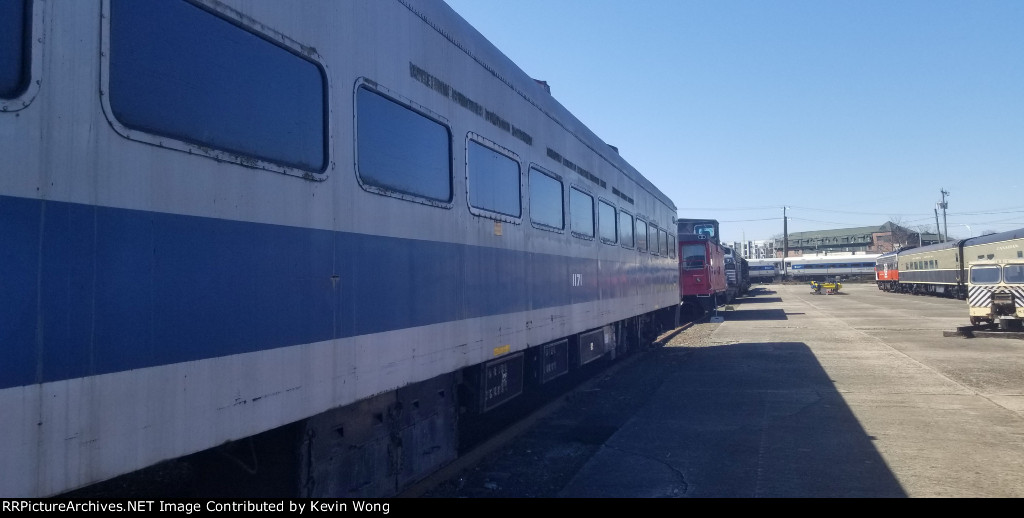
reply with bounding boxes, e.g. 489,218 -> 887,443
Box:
784,255 -> 880,280
0,0 -> 679,497
747,258 -> 780,283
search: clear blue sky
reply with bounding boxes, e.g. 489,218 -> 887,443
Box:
443,0 -> 1024,244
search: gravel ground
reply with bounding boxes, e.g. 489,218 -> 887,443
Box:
414,319 -> 721,498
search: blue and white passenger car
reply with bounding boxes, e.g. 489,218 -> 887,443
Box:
0,0 -> 679,497
747,258 -> 780,283
784,254 -> 880,281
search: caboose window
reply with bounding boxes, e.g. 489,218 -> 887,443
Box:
598,200 -> 617,244
570,187 -> 594,238
468,140 -> 521,217
0,0 -> 29,99
682,244 -> 705,269
619,211 -> 634,248
529,167 -> 563,230
357,87 -> 452,202
693,223 -> 715,240
108,0 -> 327,172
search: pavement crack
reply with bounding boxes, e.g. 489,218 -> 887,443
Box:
602,443 -> 689,497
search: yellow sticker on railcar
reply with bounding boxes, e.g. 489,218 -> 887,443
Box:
493,344 -> 510,356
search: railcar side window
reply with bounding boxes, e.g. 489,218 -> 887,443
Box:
0,0 -> 29,99
108,0 -> 327,172
682,244 -> 704,269
636,219 -> 648,252
669,235 -> 676,259
1005,265 -> 1024,284
970,266 -> 1000,284
529,167 -> 563,230
570,187 -> 594,238
619,211 -> 634,248
468,140 -> 521,217
357,87 -> 452,202
598,200 -> 617,244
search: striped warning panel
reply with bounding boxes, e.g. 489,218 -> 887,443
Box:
968,285 -> 1024,309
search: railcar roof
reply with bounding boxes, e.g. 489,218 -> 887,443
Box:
422,0 -> 676,212
897,239 -> 961,255
963,227 -> 1024,248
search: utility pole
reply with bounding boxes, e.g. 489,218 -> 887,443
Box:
782,207 -> 788,277
934,205 -> 943,243
939,188 -> 949,243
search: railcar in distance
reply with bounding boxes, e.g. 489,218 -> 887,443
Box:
723,245 -> 750,301
875,250 -> 900,291
677,219 -> 728,315
747,258 -> 780,283
783,254 -> 880,281
965,228 -> 1024,328
895,240 -> 966,298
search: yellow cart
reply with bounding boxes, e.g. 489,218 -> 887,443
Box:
810,280 -> 842,295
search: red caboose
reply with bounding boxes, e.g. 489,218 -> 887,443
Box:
677,219 -> 728,314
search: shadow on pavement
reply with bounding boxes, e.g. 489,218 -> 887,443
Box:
560,342 -> 906,497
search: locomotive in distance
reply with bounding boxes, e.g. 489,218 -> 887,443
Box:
874,228 -> 1024,329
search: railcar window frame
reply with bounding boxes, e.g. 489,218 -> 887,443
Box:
1005,264 -> 1024,284
648,225 -> 659,256
618,210 -> 634,249
0,0 -> 41,111
598,198 -> 617,245
101,0 -> 331,179
569,186 -> 595,240
635,218 -> 648,253
681,243 -> 705,270
970,265 -> 1000,285
528,165 -> 564,233
355,83 -> 453,206
0,0 -> 29,99
466,134 -> 523,222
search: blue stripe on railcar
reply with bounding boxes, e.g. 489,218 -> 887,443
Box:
899,270 -> 960,284
1,195 -> 39,387
1,195 -> 671,389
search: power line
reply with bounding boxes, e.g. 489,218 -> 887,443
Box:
682,205 -> 1024,218
715,217 -> 783,223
